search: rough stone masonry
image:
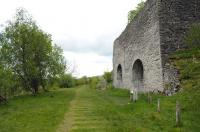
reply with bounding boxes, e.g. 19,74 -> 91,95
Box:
113,0 -> 200,94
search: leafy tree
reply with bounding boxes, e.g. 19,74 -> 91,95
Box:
103,71 -> 112,83
186,23 -> 200,49
0,8 -> 66,95
128,1 -> 145,23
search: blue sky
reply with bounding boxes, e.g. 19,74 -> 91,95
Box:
0,0 -> 142,77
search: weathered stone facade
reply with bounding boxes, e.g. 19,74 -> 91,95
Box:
113,0 -> 200,93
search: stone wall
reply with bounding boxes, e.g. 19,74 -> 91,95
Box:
113,0 -> 200,92
113,0 -> 163,91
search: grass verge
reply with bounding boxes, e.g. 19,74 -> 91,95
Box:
0,88 -> 76,132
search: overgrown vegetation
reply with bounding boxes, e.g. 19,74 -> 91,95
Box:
169,23 -> 200,123
128,0 -> 145,23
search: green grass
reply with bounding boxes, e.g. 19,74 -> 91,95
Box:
0,85 -> 199,132
63,86 -> 199,132
0,88 -> 76,132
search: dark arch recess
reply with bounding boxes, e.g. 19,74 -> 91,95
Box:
132,59 -> 144,89
117,64 -> 122,81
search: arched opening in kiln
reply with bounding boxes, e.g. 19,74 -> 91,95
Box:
132,59 -> 144,90
117,64 -> 122,81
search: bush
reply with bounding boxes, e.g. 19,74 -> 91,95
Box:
103,71 -> 113,83
96,77 -> 107,90
59,74 -> 75,88
75,76 -> 89,86
89,76 -> 99,89
106,83 -> 114,89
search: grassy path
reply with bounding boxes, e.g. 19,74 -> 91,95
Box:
57,85 -> 200,132
57,86 -> 109,132
57,86 -> 167,132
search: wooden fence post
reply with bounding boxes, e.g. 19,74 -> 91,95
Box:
130,90 -> 133,102
157,99 -> 160,113
176,101 -> 181,127
135,89 -> 138,102
133,89 -> 138,102
148,92 -> 152,104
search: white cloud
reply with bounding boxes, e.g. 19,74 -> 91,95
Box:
0,0 -> 141,77
64,51 -> 112,77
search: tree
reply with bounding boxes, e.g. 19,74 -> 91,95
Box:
48,44 -> 66,80
128,1 -> 145,23
0,8 -> 66,95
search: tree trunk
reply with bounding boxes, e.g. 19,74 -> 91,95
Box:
31,78 -> 39,96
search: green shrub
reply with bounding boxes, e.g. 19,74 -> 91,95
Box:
89,76 -> 99,89
96,77 -> 107,90
59,74 -> 75,88
75,76 -> 89,86
106,83 -> 114,90
103,71 -> 113,83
